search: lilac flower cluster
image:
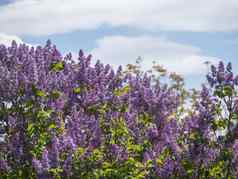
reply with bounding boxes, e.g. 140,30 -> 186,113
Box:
0,41 -> 238,178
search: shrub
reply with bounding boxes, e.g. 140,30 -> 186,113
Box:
0,41 -> 238,178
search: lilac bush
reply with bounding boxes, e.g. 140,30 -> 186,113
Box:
0,41 -> 238,178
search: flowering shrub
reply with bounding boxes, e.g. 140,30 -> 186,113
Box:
0,41 -> 238,178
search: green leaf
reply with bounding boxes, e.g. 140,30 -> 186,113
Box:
36,90 -> 46,97
73,87 -> 81,94
214,89 -> 224,98
123,85 -> 130,93
223,85 -> 233,97
87,105 -> 98,114
37,109 -> 53,120
19,87 -> 25,96
114,85 -> 130,96
220,148 -> 233,161
31,133 -> 48,157
182,159 -> 194,175
50,62 -> 64,72
209,161 -> 225,177
49,167 -> 63,179
146,159 -> 153,169
103,162 -> 112,169
31,85 -> 46,97
217,120 -> 227,129
27,123 -> 35,137
50,90 -> 61,99
48,123 -> 57,130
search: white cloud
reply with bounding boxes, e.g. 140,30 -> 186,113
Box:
0,33 -> 24,46
90,35 -> 220,76
0,33 -> 34,47
0,0 -> 238,35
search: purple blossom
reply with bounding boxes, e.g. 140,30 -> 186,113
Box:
0,159 -> 9,171
32,158 -> 43,174
1,41 -> 238,178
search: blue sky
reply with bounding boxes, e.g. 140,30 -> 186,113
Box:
0,0 -> 238,89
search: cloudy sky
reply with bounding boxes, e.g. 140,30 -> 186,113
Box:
0,0 -> 238,88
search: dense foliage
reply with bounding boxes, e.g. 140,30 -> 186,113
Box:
1,41 -> 238,178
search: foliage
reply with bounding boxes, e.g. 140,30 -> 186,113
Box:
1,40 -> 238,178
